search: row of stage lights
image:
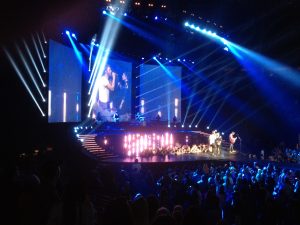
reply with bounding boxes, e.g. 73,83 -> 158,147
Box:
63,26 -> 199,66
74,124 -> 224,135
151,56 -> 195,64
102,9 -> 169,22
105,0 -> 167,8
182,10 -> 223,30
184,21 -> 230,52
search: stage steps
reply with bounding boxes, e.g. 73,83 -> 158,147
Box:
77,134 -> 117,160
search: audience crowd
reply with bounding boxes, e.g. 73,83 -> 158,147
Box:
2,146 -> 300,225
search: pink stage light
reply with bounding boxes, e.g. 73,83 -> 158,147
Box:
124,132 -> 175,156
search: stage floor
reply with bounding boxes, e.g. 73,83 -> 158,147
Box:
102,151 -> 248,163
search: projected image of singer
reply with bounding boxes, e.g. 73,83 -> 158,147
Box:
117,72 -> 129,113
95,65 -> 116,121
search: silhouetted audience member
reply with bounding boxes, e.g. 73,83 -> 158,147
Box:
172,205 -> 183,225
131,194 -> 149,225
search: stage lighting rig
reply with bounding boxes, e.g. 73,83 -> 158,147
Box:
106,5 -> 120,15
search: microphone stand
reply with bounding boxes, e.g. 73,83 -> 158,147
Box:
237,136 -> 242,153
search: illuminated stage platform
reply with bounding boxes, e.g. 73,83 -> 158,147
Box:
77,120 -> 245,163
101,150 -> 247,164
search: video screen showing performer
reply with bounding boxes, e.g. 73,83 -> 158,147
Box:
93,59 -> 132,122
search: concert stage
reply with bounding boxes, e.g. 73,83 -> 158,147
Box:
77,120 -> 246,164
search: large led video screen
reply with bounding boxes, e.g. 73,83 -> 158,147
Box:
91,59 -> 132,122
48,40 -> 82,123
139,64 -> 182,122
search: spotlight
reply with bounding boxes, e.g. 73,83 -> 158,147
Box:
206,126 -> 210,129
102,10 -> 107,15
168,124 -> 170,128
189,125 -> 192,128
72,33 -> 77,39
182,124 -> 184,128
141,57 -> 144,60
153,56 -> 157,60
195,125 -> 198,128
223,47 -> 229,51
221,132 -> 224,135
184,22 -> 189,26
221,38 -> 228,45
124,12 -> 127,16
154,16 -> 158,20
65,30 -> 70,35
177,58 -> 181,61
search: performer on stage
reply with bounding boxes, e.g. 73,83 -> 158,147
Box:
229,131 -> 237,153
215,132 -> 222,155
209,130 -> 217,154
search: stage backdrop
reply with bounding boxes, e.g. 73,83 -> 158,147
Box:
48,40 -> 82,123
139,64 -> 182,122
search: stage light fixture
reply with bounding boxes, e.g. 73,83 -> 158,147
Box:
207,126 -> 210,129
189,125 -> 192,128
224,47 -> 229,51
154,16 -> 158,20
182,125 -> 184,128
65,30 -> 70,35
72,33 -> 77,39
